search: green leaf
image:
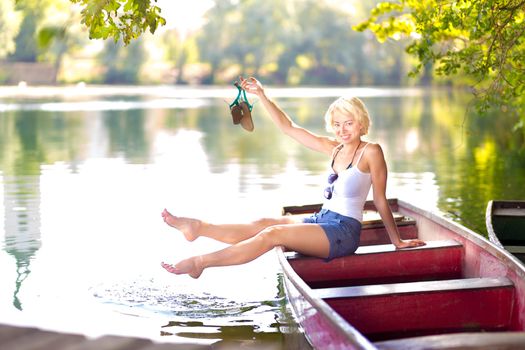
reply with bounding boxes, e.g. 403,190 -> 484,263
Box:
71,0 -> 165,45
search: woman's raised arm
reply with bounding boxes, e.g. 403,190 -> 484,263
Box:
240,77 -> 336,155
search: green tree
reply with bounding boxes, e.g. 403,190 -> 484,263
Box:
0,0 -> 22,59
38,1 -> 89,83
293,1 -> 359,84
10,1 -> 41,62
197,0 -> 294,83
196,0 -> 407,86
355,0 -> 525,135
100,38 -> 146,83
9,0 -> 65,63
162,29 -> 198,84
226,0 -> 289,77
196,0 -> 237,84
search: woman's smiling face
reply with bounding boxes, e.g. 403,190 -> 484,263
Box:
324,96 -> 371,137
331,110 -> 362,144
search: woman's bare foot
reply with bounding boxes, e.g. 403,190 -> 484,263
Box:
161,209 -> 200,241
161,257 -> 204,279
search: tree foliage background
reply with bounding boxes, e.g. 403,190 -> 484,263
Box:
355,0 -> 525,134
2,0 -> 416,85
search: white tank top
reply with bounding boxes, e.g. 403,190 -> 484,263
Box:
322,143 -> 372,222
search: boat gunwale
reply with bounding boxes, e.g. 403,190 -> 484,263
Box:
398,199 -> 525,279
313,276 -> 514,300
486,199 -> 504,249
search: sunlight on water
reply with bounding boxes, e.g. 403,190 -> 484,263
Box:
0,84 -> 422,101
0,98 -> 208,112
388,172 -> 439,212
0,151 -> 297,344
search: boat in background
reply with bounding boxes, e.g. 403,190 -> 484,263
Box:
277,199 -> 525,349
486,200 -> 525,263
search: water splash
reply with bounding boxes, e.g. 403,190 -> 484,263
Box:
90,277 -> 284,320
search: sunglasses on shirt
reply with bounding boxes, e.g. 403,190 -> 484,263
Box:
323,173 -> 338,199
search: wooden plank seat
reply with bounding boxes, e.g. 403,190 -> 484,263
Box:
285,240 -> 463,288
281,199 -> 400,216
314,277 -> 515,340
493,207 -> 525,217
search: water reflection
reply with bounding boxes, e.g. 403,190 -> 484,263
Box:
162,322 -> 308,349
0,87 -> 524,346
3,176 -> 41,311
1,111 -> 45,311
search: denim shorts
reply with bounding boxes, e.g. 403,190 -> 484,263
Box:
302,209 -> 361,261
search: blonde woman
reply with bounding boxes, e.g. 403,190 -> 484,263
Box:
161,77 -> 425,278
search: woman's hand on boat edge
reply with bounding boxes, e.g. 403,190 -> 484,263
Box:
395,239 -> 426,249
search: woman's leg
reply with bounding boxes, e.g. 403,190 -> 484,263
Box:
161,208 -> 297,244
161,223 -> 330,278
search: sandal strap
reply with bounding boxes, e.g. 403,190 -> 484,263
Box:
229,81 -> 253,111
229,83 -> 242,108
241,89 -> 253,111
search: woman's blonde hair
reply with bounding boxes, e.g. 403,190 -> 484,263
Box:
324,96 -> 371,136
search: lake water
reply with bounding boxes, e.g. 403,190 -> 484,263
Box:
0,85 -> 524,348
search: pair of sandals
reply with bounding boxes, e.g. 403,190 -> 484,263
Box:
229,82 -> 254,132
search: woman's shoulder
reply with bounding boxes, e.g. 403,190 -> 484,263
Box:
363,141 -> 383,153
362,142 -> 385,162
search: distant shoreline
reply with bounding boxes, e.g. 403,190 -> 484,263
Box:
0,84 -> 430,100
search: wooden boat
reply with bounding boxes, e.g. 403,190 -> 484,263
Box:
277,199 -> 525,350
486,200 -> 525,263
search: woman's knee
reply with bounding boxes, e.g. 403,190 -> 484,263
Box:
257,225 -> 287,249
